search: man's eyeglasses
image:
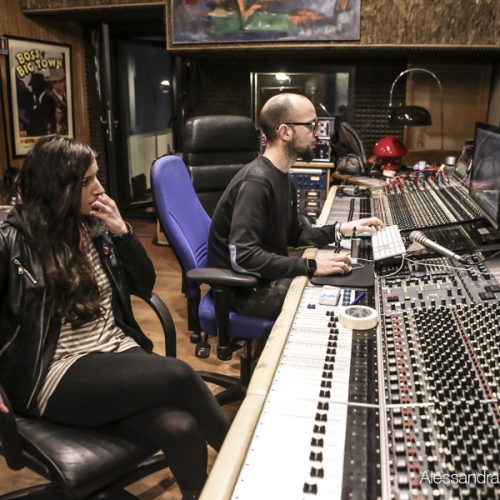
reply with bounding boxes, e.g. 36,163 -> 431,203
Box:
281,121 -> 319,133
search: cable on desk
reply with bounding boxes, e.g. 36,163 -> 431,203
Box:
477,248 -> 500,264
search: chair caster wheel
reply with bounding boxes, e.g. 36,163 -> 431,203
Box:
196,342 -> 211,358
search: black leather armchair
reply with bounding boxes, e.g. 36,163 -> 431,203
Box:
0,292 -> 176,500
183,115 -> 259,216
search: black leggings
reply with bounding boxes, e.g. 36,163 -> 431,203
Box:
44,348 -> 229,495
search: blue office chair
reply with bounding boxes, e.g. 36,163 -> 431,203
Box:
151,154 -> 274,404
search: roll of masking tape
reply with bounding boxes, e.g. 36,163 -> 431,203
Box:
339,305 -> 379,330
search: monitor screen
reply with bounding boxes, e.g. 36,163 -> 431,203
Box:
469,122 -> 500,228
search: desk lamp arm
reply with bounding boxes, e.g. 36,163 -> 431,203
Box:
389,67 -> 444,151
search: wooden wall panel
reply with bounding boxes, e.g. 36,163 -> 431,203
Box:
362,0 -> 498,46
0,0 -> 88,179
404,64 -> 492,153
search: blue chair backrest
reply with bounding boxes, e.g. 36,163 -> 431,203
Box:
151,155 -> 211,273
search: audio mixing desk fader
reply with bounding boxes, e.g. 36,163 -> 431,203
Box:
325,196 -> 372,227
381,304 -> 500,499
230,287 -> 382,500
328,178 -> 485,233
317,190 -> 500,498
225,255 -> 500,500
372,186 -> 484,231
376,254 -> 500,499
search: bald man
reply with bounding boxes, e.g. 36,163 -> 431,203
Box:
208,93 -> 383,320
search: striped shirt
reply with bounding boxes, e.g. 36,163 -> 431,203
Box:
37,229 -> 139,414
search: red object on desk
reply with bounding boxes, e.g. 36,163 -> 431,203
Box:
373,136 -> 407,177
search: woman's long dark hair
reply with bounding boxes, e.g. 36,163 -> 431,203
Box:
17,135 -> 101,325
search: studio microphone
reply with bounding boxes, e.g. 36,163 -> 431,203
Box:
409,231 -> 466,263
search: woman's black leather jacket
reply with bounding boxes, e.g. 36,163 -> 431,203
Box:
0,209 -> 155,416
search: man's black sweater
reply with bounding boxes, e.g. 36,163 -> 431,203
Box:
208,156 -> 338,282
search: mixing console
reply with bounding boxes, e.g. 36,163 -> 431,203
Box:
376,254 -> 499,313
372,184 -> 484,231
376,253 -> 500,498
325,188 -> 491,262
327,182 -> 484,233
203,187 -> 500,500
439,185 -> 484,221
230,286 -> 381,500
409,225 -> 481,254
380,304 -> 500,499
325,196 -> 371,226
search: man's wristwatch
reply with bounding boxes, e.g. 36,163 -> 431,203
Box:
305,258 -> 317,278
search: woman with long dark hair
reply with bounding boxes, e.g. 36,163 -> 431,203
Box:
0,135 -> 228,499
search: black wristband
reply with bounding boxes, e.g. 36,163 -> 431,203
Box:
305,258 -> 317,277
112,222 -> 133,240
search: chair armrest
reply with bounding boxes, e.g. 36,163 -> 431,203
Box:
133,292 -> 177,358
186,269 -> 257,361
0,384 -> 25,470
186,268 -> 258,288
187,269 -> 257,361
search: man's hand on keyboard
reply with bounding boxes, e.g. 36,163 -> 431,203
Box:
371,225 -> 406,261
315,253 -> 352,276
340,217 -> 384,236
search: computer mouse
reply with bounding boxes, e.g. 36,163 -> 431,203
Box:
344,266 -> 353,275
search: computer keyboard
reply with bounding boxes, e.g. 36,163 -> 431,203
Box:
371,225 -> 406,261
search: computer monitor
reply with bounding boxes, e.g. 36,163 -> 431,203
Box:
469,122 -> 500,228
453,140 -> 474,185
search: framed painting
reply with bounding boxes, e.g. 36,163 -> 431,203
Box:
7,37 -> 74,157
167,0 -> 361,49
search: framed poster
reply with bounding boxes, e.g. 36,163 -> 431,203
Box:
167,0 -> 361,50
7,37 -> 74,157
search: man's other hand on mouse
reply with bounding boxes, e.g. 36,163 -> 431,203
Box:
314,252 -> 351,276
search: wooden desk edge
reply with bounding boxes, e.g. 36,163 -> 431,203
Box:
200,394 -> 266,500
